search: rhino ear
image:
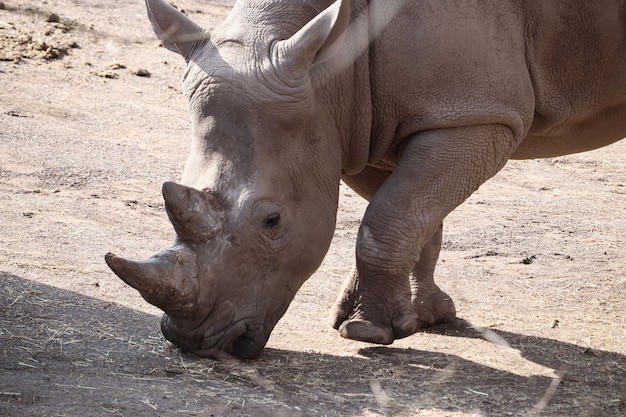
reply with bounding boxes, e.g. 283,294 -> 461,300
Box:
145,0 -> 208,60
273,0 -> 351,73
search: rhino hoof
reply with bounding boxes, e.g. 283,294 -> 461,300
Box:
338,319 -> 394,345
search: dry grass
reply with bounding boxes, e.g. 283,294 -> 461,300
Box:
2,270 -> 624,416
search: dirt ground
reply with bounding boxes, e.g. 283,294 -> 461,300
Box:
0,1 -> 624,416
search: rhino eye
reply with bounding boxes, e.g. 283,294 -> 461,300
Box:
265,213 -> 281,228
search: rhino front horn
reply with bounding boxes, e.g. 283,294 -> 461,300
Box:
162,181 -> 224,243
104,246 -> 200,319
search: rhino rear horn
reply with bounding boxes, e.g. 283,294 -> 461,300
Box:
105,247 -> 199,319
162,181 -> 224,243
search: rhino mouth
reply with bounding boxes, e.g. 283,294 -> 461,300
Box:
160,314 -> 267,360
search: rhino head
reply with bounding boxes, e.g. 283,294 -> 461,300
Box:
106,0 -> 354,359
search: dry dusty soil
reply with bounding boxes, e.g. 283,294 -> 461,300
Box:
1,1 -> 625,416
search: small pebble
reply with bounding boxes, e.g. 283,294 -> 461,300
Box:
133,68 -> 151,77
46,13 -> 60,23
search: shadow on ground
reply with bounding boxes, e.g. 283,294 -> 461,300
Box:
1,272 -> 624,416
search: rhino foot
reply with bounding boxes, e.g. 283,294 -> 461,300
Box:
411,284 -> 457,327
329,270 -> 420,344
330,272 -> 457,344
336,313 -> 420,344
338,319 -> 394,344
330,290 -> 456,344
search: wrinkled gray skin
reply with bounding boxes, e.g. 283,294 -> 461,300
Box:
106,0 -> 626,359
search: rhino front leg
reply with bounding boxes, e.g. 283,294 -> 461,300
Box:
333,168 -> 455,342
332,124 -> 519,344
332,167 -> 417,344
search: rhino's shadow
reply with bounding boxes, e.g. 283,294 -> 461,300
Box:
419,318 -> 623,373
1,271 -> 624,417
260,326 -> 625,416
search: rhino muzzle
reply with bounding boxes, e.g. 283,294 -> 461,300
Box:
160,314 -> 267,360
106,181 -> 269,358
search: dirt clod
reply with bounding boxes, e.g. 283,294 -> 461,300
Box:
93,70 -> 118,78
107,62 -> 126,70
520,255 -> 537,265
45,12 -> 60,23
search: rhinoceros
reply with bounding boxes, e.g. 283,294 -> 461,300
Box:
105,0 -> 626,359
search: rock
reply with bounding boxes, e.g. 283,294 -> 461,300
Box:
46,13 -> 61,23
133,68 -> 151,77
